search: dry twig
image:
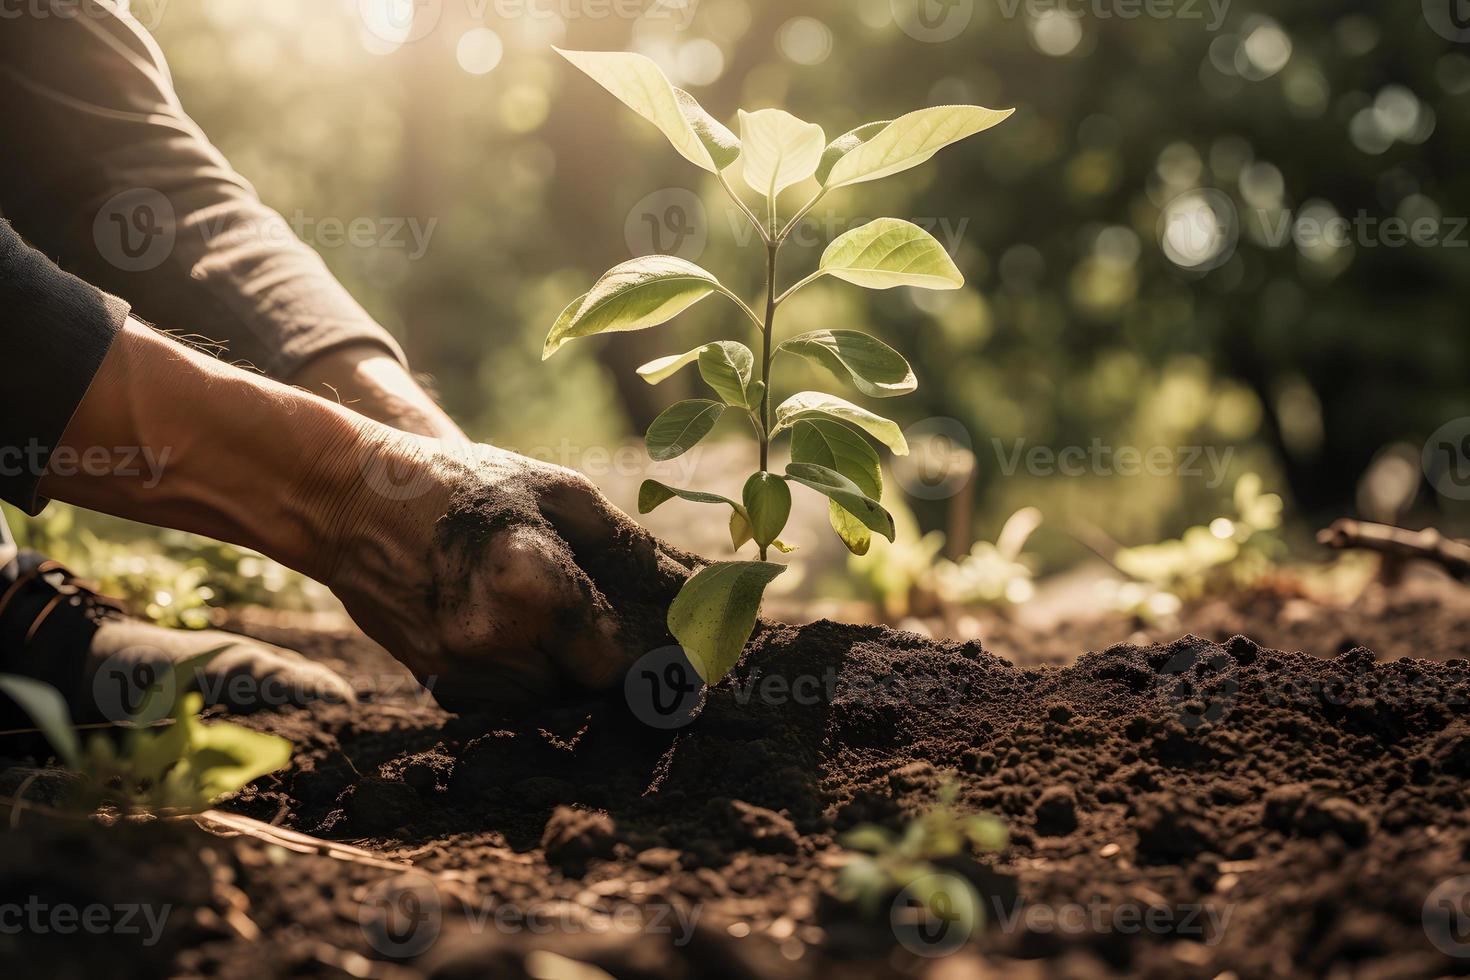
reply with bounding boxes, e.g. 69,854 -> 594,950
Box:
1317,519 -> 1470,581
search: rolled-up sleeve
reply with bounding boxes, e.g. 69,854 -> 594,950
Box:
0,221 -> 129,515
0,2 -> 407,381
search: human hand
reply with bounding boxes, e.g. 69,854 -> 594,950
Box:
320,433 -> 697,712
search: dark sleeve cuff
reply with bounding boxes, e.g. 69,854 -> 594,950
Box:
0,220 -> 128,515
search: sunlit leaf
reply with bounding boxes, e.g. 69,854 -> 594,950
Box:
555,48 -> 739,172
0,674 -> 79,768
638,479 -> 738,514
645,399 -> 725,461
815,121 -> 890,185
729,507 -> 754,551
699,342 -> 756,407
821,105 -> 1014,188
637,341 -> 755,407
738,108 -> 826,200
778,329 -> 916,397
543,256 -> 720,358
790,418 -> 884,555
667,561 -> 786,683
774,391 -> 909,455
784,462 -> 896,542
636,347 -> 706,384
818,218 -> 963,291
742,472 -> 792,550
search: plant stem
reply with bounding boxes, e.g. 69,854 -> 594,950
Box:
759,239 -> 779,561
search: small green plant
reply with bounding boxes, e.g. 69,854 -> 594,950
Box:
838,780 -> 1007,925
0,649 -> 292,814
1109,473 -> 1285,616
543,48 -> 1012,682
1,502 -> 330,629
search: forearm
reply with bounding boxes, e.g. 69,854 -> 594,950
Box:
37,319 -> 420,583
290,344 -> 464,442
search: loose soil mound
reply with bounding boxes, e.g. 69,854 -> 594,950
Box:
4,599 -> 1470,978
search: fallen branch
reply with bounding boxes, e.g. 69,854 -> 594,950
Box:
1317,519 -> 1470,581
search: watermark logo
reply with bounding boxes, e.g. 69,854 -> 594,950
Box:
893,417 -> 976,500
1424,876 -> 1470,957
890,872 -> 977,957
1155,640 -> 1237,730
1425,0 -> 1470,43
1423,417 -> 1470,501
93,188 -> 175,273
359,0 -> 442,44
625,188 -> 708,263
624,645 -> 703,729
892,0 -> 975,43
360,873 -> 443,958
92,650 -> 177,725
1159,188 -> 1238,273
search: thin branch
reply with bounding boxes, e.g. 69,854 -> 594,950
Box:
718,171 -> 770,246
714,285 -> 766,331
776,272 -> 824,306
777,188 -> 827,242
1317,519 -> 1470,581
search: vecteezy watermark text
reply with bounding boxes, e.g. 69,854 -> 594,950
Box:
0,440 -> 170,489
0,897 -> 171,946
992,439 -> 1235,488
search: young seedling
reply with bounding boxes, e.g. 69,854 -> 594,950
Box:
543,48 -> 1012,683
838,779 -> 1008,924
0,647 -> 293,814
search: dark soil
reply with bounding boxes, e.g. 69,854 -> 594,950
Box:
5,588 -> 1470,978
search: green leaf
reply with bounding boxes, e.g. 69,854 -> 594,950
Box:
746,379 -> 767,417
738,108 -> 826,200
185,718 -> 294,805
636,347 -> 706,385
818,218 -> 964,291
790,418 -> 884,555
543,256 -> 721,358
667,561 -> 786,683
673,87 -> 742,170
0,674 -> 79,769
821,105 -> 1014,189
638,479 -> 738,514
554,48 -> 739,172
784,462 -> 896,542
816,121 -> 891,185
645,399 -> 725,461
699,342 -> 756,407
778,329 -> 917,398
904,872 -> 983,937
774,391 -> 909,456
636,341 -> 755,408
742,473 -> 792,550
729,507 -> 754,551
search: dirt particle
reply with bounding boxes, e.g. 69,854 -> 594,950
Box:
1033,785 -> 1079,836
542,806 -> 617,869
728,800 -> 800,855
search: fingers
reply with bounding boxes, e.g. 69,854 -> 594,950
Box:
492,526 -> 633,694
537,472 -> 695,604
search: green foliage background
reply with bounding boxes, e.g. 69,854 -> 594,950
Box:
81,1 -> 1470,569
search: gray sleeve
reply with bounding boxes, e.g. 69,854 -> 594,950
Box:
0,220 -> 129,516
0,4 -> 408,381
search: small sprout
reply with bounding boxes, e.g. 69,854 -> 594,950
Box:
837,777 -> 1008,922
0,646 -> 293,815
1108,473 -> 1287,615
544,48 -> 1012,683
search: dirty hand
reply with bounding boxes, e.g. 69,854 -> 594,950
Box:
319,433 -> 696,712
